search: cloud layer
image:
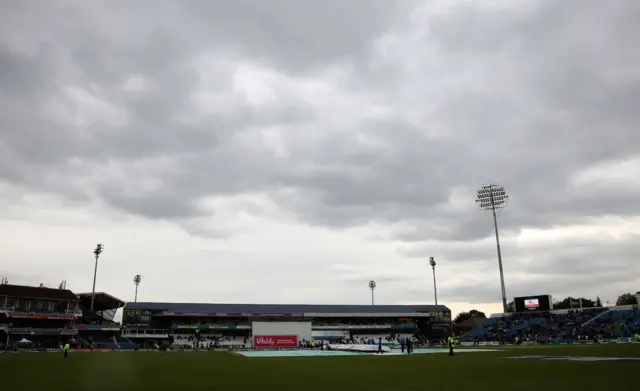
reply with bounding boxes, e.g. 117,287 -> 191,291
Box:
1,0 -> 639,315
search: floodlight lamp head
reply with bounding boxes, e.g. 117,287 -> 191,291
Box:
134,275 -> 142,285
368,280 -> 376,290
476,184 -> 508,211
429,257 -> 436,267
94,243 -> 104,256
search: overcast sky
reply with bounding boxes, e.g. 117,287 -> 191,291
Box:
1,0 -> 639,318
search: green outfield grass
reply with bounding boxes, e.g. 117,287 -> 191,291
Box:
1,344 -> 638,391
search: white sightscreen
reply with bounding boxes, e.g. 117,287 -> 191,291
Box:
312,330 -> 349,338
252,321 -> 312,342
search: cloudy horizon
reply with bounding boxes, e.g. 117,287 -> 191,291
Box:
1,0 -> 639,318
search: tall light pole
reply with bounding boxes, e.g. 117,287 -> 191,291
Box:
90,244 -> 104,311
368,280 -> 376,306
133,275 -> 142,303
429,257 -> 438,305
476,184 -> 509,313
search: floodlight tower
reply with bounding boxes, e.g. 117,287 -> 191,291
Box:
429,257 -> 438,305
90,244 -> 104,311
133,275 -> 142,303
368,280 -> 376,306
476,184 -> 509,313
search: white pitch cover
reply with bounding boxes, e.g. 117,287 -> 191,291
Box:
328,344 -> 392,353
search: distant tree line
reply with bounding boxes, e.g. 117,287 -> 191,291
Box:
453,309 -> 487,325
454,293 -> 638,323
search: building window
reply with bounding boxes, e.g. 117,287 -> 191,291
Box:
36,301 -> 43,311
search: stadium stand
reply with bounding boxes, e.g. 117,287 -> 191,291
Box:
3,278 -> 637,352
0,282 -> 81,349
351,333 -> 414,344
75,292 -> 137,349
0,281 -> 134,351
76,292 -> 123,325
122,302 -> 453,349
590,307 -> 640,338
463,305 -> 640,344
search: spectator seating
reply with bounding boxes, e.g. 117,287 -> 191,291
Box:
76,331 -> 136,349
464,307 -> 614,343
595,308 -> 640,337
171,334 -> 247,349
350,333 -> 413,344
6,334 -> 65,349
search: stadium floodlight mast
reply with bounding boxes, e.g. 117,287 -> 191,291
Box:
368,280 -> 376,306
429,257 -> 438,305
476,184 -> 509,313
90,244 -> 104,311
133,275 -> 142,303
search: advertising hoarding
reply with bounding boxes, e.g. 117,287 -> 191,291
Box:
253,335 -> 298,348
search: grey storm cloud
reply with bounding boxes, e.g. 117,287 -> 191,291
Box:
1,0 -> 640,305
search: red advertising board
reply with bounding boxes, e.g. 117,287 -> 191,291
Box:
253,335 -> 298,349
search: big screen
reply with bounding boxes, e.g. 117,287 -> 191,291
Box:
122,309 -> 152,325
514,295 -> 552,312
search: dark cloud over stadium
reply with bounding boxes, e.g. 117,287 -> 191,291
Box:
1,0 -> 639,316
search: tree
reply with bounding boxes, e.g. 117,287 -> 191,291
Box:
468,309 -> 486,318
553,298 -> 571,309
595,296 -> 603,307
453,312 -> 470,324
616,293 -> 638,306
507,301 -> 515,312
580,298 -> 597,308
553,297 -> 597,310
453,309 -> 487,324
